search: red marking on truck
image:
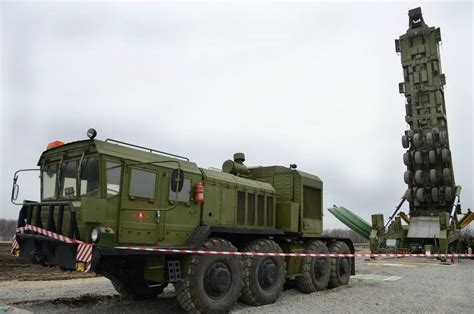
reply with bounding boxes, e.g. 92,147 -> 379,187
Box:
132,210 -> 149,222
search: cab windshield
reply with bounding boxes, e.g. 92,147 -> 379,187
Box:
41,156 -> 100,200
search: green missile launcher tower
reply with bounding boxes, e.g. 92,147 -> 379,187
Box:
328,8 -> 473,256
369,7 -> 471,255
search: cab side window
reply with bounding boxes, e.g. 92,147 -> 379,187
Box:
59,160 -> 77,199
80,156 -> 100,197
130,168 -> 156,199
169,169 -> 191,203
106,161 -> 122,197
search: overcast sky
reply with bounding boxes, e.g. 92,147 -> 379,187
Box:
0,1 -> 472,230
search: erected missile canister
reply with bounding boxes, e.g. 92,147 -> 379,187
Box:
396,7 -> 457,216
327,7 -> 471,255
365,7 -> 467,256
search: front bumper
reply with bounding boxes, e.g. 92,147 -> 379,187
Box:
15,233 -> 80,270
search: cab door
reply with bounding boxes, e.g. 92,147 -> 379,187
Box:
118,163 -> 162,244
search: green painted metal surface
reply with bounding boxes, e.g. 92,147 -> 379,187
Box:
328,206 -> 371,240
31,137 -> 327,248
397,7 -> 458,215
369,8 -> 467,255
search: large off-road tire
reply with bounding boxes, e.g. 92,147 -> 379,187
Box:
444,186 -> 454,202
426,132 -> 434,147
413,133 -> 422,148
429,169 -> 438,184
441,148 -> 451,163
110,277 -> 167,301
443,168 -> 452,184
174,238 -> 241,313
401,135 -> 409,148
403,171 -> 413,185
240,239 -> 286,306
414,151 -> 423,165
439,131 -> 447,146
296,240 -> 330,293
403,152 -> 411,166
428,150 -> 436,165
327,241 -> 351,289
416,188 -> 425,203
414,170 -> 425,185
431,187 -> 439,202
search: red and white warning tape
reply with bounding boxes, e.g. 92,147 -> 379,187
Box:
13,224 -> 93,272
13,224 -> 474,272
16,225 -> 81,244
115,246 -> 474,258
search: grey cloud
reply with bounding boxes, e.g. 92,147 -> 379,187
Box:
1,2 -> 472,231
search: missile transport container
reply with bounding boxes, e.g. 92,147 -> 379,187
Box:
11,131 -> 354,313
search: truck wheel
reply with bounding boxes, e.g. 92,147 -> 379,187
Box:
426,132 -> 434,147
240,239 -> 286,306
296,240 -> 330,293
441,149 -> 451,163
175,238 -> 241,313
428,150 -> 436,165
444,187 -> 454,201
110,277 -> 167,301
403,171 -> 413,185
401,135 -> 409,148
443,168 -> 452,184
414,151 -> 423,165
327,241 -> 351,288
416,188 -> 425,203
429,169 -> 438,185
414,170 -> 425,185
413,134 -> 422,148
439,131 -> 447,146
431,188 -> 439,202
403,152 -> 411,166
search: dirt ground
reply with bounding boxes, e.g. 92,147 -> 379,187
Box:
1,242 -> 473,313
0,242 -> 95,281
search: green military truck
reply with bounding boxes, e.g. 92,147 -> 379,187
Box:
11,130 -> 354,313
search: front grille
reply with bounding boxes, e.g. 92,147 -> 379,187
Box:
17,201 -> 81,241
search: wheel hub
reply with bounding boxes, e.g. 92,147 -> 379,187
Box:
313,258 -> 326,280
204,262 -> 232,299
258,259 -> 278,289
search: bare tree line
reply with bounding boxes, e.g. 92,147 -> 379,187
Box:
0,219 -> 17,241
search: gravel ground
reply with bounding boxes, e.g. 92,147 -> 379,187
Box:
1,256 -> 473,313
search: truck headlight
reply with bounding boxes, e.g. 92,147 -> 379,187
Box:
91,228 -> 101,243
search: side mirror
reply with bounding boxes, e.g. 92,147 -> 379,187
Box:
12,184 -> 19,201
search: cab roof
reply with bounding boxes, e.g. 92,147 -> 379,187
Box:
38,139 -> 201,174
